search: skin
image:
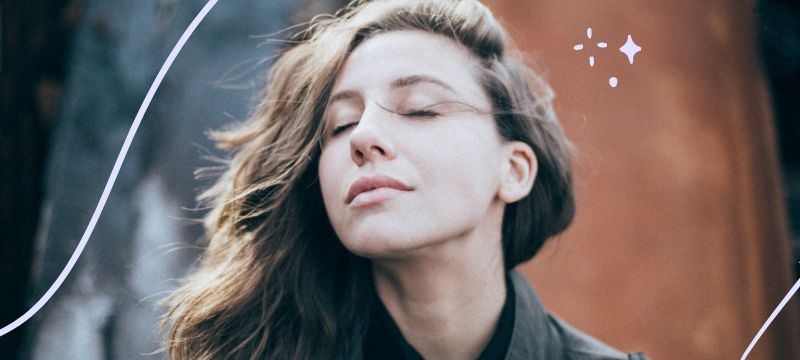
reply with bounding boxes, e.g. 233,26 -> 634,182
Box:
318,30 -> 537,360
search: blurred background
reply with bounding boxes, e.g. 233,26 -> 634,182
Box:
1,0 -> 799,359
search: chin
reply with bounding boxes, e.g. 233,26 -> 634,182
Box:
339,231 -> 431,260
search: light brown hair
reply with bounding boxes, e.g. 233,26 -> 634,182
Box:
162,0 -> 574,358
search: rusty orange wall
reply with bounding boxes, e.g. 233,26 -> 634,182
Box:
485,1 -> 800,359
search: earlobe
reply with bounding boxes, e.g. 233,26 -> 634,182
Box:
498,142 -> 538,203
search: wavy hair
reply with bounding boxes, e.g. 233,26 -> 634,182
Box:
161,0 -> 574,358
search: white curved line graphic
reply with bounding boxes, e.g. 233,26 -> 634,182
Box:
741,276 -> 800,359
0,0 -> 219,338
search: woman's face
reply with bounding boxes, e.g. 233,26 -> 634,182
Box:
318,30 -> 509,259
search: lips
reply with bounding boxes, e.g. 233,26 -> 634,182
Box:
346,174 -> 413,205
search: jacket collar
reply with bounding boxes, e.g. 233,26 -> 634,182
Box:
506,270 -> 565,360
350,270 -> 567,360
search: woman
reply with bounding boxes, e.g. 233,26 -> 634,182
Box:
162,0 -> 649,359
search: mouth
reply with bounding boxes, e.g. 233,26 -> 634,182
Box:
346,174 -> 413,206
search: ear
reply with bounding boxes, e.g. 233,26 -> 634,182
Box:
498,141 -> 538,204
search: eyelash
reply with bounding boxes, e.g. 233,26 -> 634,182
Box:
331,123 -> 356,137
402,109 -> 439,117
329,109 -> 440,137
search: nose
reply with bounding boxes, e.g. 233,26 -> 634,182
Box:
349,106 -> 396,166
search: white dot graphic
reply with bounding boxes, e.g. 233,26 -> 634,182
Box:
609,77 -> 618,88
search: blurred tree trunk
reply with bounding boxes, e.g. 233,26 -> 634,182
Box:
0,0 -> 75,355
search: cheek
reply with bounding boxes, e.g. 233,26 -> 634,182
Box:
423,128 -> 502,193
408,146 -> 500,231
317,148 -> 343,212
432,156 -> 498,208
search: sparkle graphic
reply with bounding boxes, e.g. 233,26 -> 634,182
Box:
572,28 -> 642,88
573,27 -> 607,68
619,35 -> 641,64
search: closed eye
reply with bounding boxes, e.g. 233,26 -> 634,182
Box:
400,109 -> 439,117
331,122 -> 357,137
329,107 -> 440,138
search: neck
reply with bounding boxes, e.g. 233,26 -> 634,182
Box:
371,226 -> 507,360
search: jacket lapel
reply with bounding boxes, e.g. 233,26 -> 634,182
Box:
506,270 -> 565,360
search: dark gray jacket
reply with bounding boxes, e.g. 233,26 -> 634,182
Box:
506,271 -> 648,360
352,271 -> 649,359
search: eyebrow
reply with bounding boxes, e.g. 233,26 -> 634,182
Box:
328,74 -> 456,104
329,89 -> 360,104
390,75 -> 455,93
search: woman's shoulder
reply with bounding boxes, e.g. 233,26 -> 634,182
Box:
545,313 -> 649,360
507,271 -> 649,360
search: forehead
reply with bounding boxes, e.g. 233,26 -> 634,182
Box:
332,30 -> 484,97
